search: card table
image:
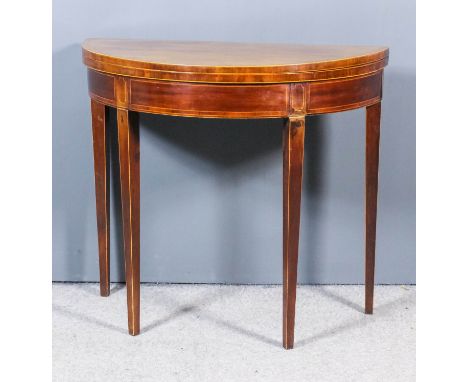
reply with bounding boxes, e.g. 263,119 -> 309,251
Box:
82,39 -> 389,349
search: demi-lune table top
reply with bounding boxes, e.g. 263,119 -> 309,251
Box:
82,39 -> 389,83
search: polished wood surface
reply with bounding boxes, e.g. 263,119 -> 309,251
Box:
117,109 -> 140,335
365,102 -> 382,314
83,39 -> 388,83
83,39 -> 388,349
87,69 -> 383,118
283,116 -> 305,349
91,100 -> 110,297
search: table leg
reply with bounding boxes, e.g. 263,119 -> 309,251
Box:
365,102 -> 381,314
91,100 -> 110,297
283,115 -> 305,349
117,108 -> 140,335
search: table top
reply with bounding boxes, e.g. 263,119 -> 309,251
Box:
82,39 -> 389,84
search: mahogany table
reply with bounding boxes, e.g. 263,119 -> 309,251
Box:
82,39 -> 389,349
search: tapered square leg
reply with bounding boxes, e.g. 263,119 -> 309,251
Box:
117,108 -> 140,335
91,100 -> 110,297
365,102 -> 381,314
283,115 -> 305,349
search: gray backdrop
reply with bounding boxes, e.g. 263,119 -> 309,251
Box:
53,0 -> 415,284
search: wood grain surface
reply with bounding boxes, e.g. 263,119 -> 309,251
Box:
117,108 -> 141,336
283,115 -> 305,349
83,39 -> 388,83
365,102 -> 382,315
91,100 -> 110,297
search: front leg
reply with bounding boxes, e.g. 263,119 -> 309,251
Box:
117,108 -> 140,335
91,100 -> 110,297
283,115 -> 305,349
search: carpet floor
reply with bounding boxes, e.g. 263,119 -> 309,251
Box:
53,283 -> 415,382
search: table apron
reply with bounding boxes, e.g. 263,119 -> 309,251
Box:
87,69 -> 383,118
